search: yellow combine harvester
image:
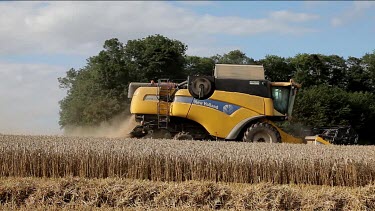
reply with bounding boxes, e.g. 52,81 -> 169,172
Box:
128,64 -> 330,145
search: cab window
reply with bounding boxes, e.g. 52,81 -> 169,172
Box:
271,87 -> 290,114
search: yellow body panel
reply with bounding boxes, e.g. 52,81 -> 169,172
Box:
131,87 -> 270,138
130,87 -> 159,115
130,86 -> 176,115
130,86 -> 330,144
172,89 -> 267,138
174,89 -> 270,115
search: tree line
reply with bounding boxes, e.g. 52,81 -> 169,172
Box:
58,34 -> 375,144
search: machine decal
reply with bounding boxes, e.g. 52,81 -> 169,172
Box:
174,96 -> 240,115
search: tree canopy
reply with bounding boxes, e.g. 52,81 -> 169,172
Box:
58,35 -> 375,144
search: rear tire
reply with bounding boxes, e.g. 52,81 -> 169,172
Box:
243,122 -> 281,143
144,129 -> 172,139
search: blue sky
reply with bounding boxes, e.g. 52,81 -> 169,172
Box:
0,1 -> 374,135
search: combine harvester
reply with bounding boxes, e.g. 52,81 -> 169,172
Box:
127,64 -> 356,145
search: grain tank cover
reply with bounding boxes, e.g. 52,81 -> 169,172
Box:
214,64 -> 265,80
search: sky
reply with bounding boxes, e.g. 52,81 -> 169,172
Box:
0,1 -> 374,135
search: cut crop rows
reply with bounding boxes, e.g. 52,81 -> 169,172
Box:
1,177 -> 375,210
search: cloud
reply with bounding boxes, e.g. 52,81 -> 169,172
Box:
187,45 -> 243,58
353,1 -> 375,11
331,17 -> 343,27
0,2 -> 319,57
304,1 -> 329,8
178,1 -> 215,7
0,61 -> 66,135
270,10 -> 319,23
331,1 -> 375,27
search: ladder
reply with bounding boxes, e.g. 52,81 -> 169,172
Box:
157,79 -> 171,129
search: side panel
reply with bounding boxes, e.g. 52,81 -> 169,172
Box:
130,87 -> 159,115
172,89 -> 265,138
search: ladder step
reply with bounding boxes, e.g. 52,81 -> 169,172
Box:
157,79 -> 170,129
158,103 -> 169,106
158,105 -> 170,109
158,107 -> 169,110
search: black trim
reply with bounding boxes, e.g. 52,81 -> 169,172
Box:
215,79 -> 272,98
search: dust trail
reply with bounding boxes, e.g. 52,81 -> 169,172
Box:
64,114 -> 138,138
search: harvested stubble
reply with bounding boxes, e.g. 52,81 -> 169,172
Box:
0,177 -> 375,210
0,134 -> 375,186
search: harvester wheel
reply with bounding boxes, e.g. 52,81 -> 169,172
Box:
174,132 -> 194,140
144,129 -> 172,139
129,125 -> 148,138
243,122 -> 281,143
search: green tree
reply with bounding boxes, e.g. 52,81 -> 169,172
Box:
184,56 -> 215,76
345,57 -> 372,92
347,91 -> 375,143
293,85 -> 375,144
321,55 -> 347,88
125,34 -> 187,82
212,50 -> 255,65
58,38 -> 128,127
293,85 -> 351,128
362,50 -> 375,91
259,55 -> 294,81
290,54 -> 329,88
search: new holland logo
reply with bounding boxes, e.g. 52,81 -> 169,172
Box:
223,104 -> 235,115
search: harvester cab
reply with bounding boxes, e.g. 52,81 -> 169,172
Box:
128,64 -> 330,145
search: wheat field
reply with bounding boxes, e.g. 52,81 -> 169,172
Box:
1,134 -> 374,187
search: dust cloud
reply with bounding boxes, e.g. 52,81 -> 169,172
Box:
64,114 -> 138,138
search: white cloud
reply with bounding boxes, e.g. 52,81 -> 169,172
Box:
353,1 -> 375,11
178,1 -> 215,7
0,1 -> 319,57
270,10 -> 319,23
331,1 -> 375,27
331,17 -> 342,27
0,61 -> 66,135
304,1 -> 329,8
187,45 -> 243,58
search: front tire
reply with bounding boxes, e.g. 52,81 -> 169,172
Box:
243,122 -> 281,143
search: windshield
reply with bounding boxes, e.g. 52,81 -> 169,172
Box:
271,86 -> 291,115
